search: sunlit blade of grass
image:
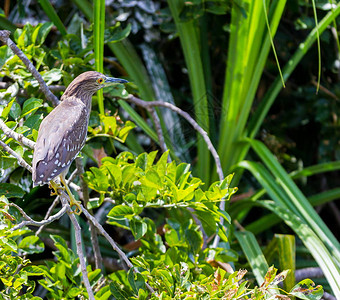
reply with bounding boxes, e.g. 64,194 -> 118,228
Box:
37,0 -> 67,36
217,0 -> 286,183
234,230 -> 269,286
275,234 -> 295,291
290,161 -> 340,179
248,139 -> 340,264
245,187 -> 340,234
94,0 -> 105,115
261,201 -> 340,298
219,0 -> 252,173
233,0 -> 286,152
233,158 -> 340,233
71,0 -> 92,20
167,0 -> 210,183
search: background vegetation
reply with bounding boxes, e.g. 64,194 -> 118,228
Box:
0,0 -> 339,299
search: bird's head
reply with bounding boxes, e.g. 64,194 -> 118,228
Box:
61,71 -> 128,101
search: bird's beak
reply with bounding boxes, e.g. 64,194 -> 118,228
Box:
105,77 -> 129,85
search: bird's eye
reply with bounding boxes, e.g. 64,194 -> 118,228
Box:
97,78 -> 104,84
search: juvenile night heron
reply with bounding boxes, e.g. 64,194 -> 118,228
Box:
32,71 -> 128,214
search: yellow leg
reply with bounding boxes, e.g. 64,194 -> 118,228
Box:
59,175 -> 82,215
49,177 -> 82,215
49,180 -> 64,196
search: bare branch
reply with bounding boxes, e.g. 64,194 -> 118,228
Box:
76,157 -> 103,271
0,139 -> 32,172
59,192 -> 95,300
125,95 -> 224,181
12,205 -> 67,230
148,107 -> 168,154
35,197 -> 60,236
0,119 -> 35,149
0,30 -> 60,106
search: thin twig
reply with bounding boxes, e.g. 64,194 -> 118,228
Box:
0,30 -> 60,107
76,157 -> 103,271
0,139 -> 32,172
12,206 -> 67,230
148,107 -> 168,154
125,95 -> 224,181
0,119 -> 35,149
59,192 -> 95,300
35,197 -> 60,236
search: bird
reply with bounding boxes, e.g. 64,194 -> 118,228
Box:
32,71 -> 128,214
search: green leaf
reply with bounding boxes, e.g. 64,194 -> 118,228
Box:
24,113 -> 42,131
10,101 -> 21,120
130,217 -> 147,240
21,98 -> 43,118
19,236 -> 44,254
86,167 -> 109,191
290,279 -> 324,300
3,237 -> 17,252
22,265 -> 45,276
108,205 -> 134,219
105,22 -> 131,43
127,268 -> 146,294
0,183 -> 25,198
1,98 -> 15,119
118,120 -> 136,142
110,281 -> 131,299
32,22 -> 53,45
105,163 -> 122,187
185,228 -> 202,255
0,45 -> 14,69
41,69 -> 63,85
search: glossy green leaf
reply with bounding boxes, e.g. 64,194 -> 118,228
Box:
18,236 -> 44,254
105,22 -> 131,43
0,183 -> 25,198
1,98 -> 15,119
108,205 -> 134,219
130,217 -> 147,240
21,98 -> 43,118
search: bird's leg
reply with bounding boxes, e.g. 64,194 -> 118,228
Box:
59,174 -> 82,215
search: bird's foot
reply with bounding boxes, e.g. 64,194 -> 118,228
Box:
49,181 -> 64,196
69,197 -> 82,215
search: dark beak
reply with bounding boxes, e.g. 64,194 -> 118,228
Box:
105,77 -> 129,84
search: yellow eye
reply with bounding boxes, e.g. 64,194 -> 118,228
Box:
97,78 -> 104,84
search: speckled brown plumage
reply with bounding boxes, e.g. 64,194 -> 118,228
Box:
32,71 -> 128,186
